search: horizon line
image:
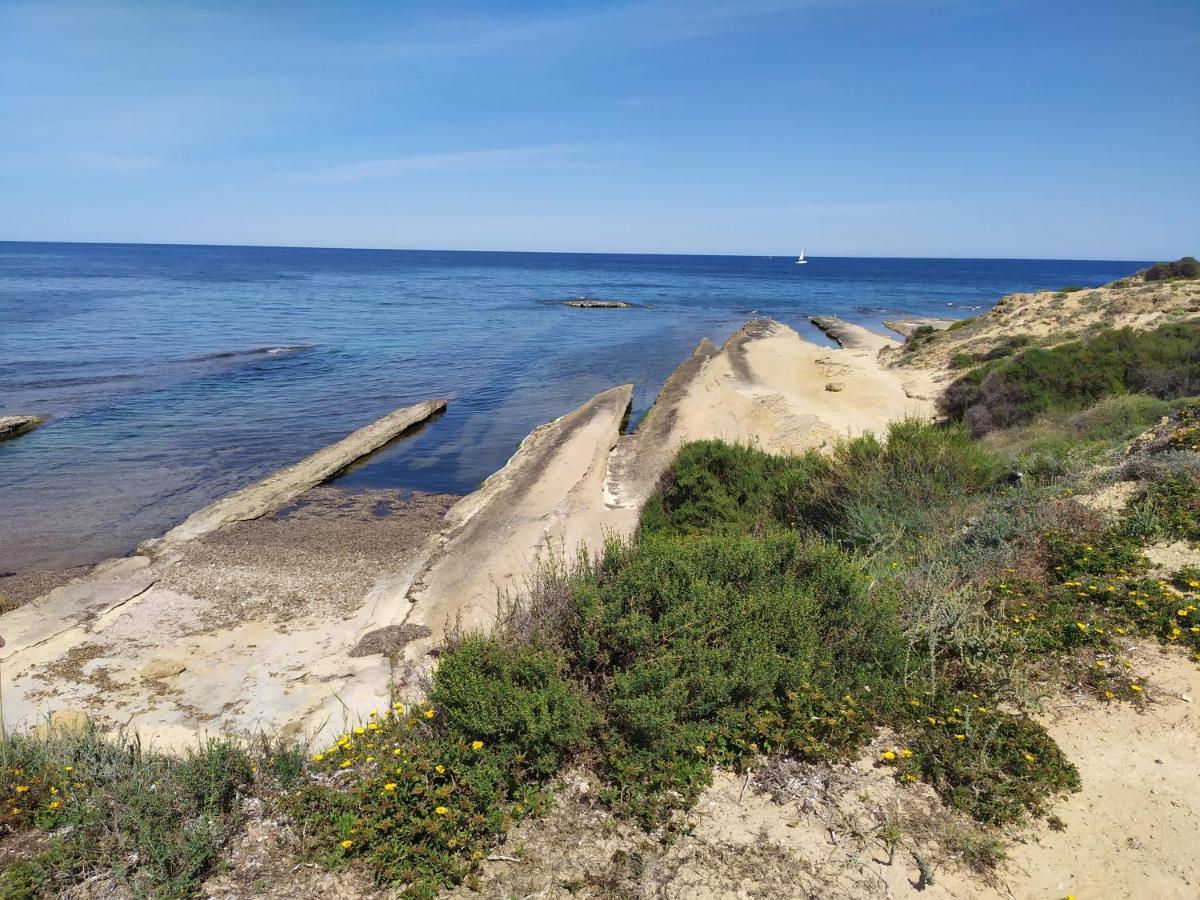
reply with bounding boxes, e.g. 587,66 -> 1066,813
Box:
0,239 -> 1158,265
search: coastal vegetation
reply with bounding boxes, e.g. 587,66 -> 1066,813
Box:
939,320 -> 1200,434
1143,255 -> 1200,282
6,385 -> 1199,897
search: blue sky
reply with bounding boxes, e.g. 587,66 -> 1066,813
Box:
1,0 -> 1197,258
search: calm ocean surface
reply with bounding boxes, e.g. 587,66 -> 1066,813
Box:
0,242 -> 1144,571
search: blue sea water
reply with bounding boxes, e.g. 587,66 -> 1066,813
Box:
0,242 -> 1144,571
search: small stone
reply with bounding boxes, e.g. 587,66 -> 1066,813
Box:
141,659 -> 187,680
825,382 -> 845,392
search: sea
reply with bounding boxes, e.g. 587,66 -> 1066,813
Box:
0,242 -> 1145,572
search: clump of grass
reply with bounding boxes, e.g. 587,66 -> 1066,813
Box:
0,726 -> 261,899
1117,450 -> 1200,542
941,321 -> 1200,435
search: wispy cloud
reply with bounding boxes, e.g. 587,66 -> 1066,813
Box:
298,144 -> 613,183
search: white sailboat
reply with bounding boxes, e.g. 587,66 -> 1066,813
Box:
795,248 -> 807,264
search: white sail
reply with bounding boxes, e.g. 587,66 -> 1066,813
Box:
795,247 -> 807,264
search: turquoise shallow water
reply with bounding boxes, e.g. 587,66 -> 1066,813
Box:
0,242 -> 1144,571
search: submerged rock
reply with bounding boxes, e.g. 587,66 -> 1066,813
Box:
563,298 -> 633,309
0,415 -> 43,441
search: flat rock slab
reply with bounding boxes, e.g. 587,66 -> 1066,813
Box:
883,317 -> 959,339
390,384 -> 634,671
141,399 -> 446,554
563,299 -> 633,308
0,415 -> 43,441
810,316 -> 899,352
0,401 -> 451,748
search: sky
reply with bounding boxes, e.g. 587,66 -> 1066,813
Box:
1,0 -> 1197,259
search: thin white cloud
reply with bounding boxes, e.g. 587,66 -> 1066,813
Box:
298,145 -> 612,183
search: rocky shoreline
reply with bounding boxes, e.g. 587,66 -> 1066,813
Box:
0,320 -> 929,747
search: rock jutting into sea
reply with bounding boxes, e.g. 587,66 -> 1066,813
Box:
0,415 -> 43,441
139,398 -> 447,555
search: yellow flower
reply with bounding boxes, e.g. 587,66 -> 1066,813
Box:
369,708 -> 378,717
435,764 -> 446,774
1023,752 -> 1035,762
424,709 -> 436,720
383,783 -> 397,792
312,753 -> 325,762
393,748 -> 403,756
954,734 -> 966,741
694,744 -> 705,754
14,786 -> 28,793
471,740 -> 484,750
1130,684 -> 1143,693
339,760 -> 353,769
899,748 -> 913,758
880,750 -> 896,761
47,801 -> 60,810
365,756 -> 375,763
354,726 -> 366,735
435,806 -> 449,815
63,766 -> 73,773
340,839 -> 353,849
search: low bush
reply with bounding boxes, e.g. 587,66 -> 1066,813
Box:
0,727 -> 258,899
429,636 -> 596,779
572,531 -> 905,821
1143,256 -> 1200,282
940,322 -> 1200,434
780,419 -> 1004,551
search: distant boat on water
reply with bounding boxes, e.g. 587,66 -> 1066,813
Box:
795,248 -> 807,265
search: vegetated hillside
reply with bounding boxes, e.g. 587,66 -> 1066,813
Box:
5,395 -> 1200,899
893,257 -> 1200,375
939,320 -> 1200,435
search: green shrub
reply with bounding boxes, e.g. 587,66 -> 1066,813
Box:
291,702 -> 553,897
940,322 -> 1200,434
1143,256 -> 1200,282
1123,467 -> 1200,542
892,702 -> 1079,825
781,420 -> 1004,551
569,530 -> 905,821
639,441 -> 825,537
429,636 -> 595,779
